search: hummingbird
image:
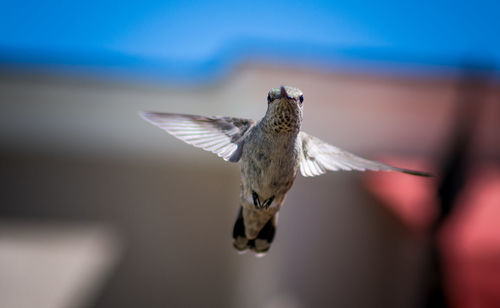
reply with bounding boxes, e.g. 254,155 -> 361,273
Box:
140,86 -> 429,256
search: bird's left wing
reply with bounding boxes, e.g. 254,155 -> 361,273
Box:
299,131 -> 430,177
140,112 -> 256,162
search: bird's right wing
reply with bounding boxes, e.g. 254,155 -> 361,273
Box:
140,112 -> 256,162
299,131 -> 431,177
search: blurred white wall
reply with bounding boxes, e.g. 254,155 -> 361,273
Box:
4,63 -> 498,164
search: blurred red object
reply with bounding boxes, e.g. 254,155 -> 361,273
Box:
363,157 -> 437,232
440,167 -> 500,308
364,159 -> 500,308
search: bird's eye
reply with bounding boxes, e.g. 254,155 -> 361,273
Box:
267,94 -> 272,103
299,95 -> 304,104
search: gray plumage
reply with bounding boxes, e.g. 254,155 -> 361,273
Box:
140,85 -> 430,256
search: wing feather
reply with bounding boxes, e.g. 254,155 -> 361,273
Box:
299,131 -> 431,177
140,112 -> 255,162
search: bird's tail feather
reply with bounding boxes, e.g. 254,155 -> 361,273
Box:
232,207 -> 276,256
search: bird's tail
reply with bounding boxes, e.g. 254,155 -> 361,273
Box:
232,206 -> 277,256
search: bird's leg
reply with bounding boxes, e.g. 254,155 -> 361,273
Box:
252,191 -> 261,208
252,191 -> 275,209
262,196 -> 275,209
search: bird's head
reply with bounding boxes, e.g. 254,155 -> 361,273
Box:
265,86 -> 304,133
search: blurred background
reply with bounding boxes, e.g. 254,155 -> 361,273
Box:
1,1 -> 499,307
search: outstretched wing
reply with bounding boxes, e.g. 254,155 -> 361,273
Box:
140,112 -> 256,162
299,131 -> 430,177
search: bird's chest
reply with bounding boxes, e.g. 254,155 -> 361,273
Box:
241,133 -> 299,200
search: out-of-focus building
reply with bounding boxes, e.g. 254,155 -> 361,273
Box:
1,2 -> 499,308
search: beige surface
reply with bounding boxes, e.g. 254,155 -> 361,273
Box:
0,222 -> 120,308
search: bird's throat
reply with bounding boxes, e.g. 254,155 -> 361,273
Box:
263,103 -> 301,134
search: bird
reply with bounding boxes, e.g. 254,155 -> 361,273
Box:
140,86 -> 430,256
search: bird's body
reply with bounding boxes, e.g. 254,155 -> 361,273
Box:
238,114 -> 301,251
140,86 -> 429,256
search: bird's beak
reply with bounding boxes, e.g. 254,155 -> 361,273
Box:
280,86 -> 289,99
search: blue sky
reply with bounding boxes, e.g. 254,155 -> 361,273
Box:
0,0 -> 498,80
